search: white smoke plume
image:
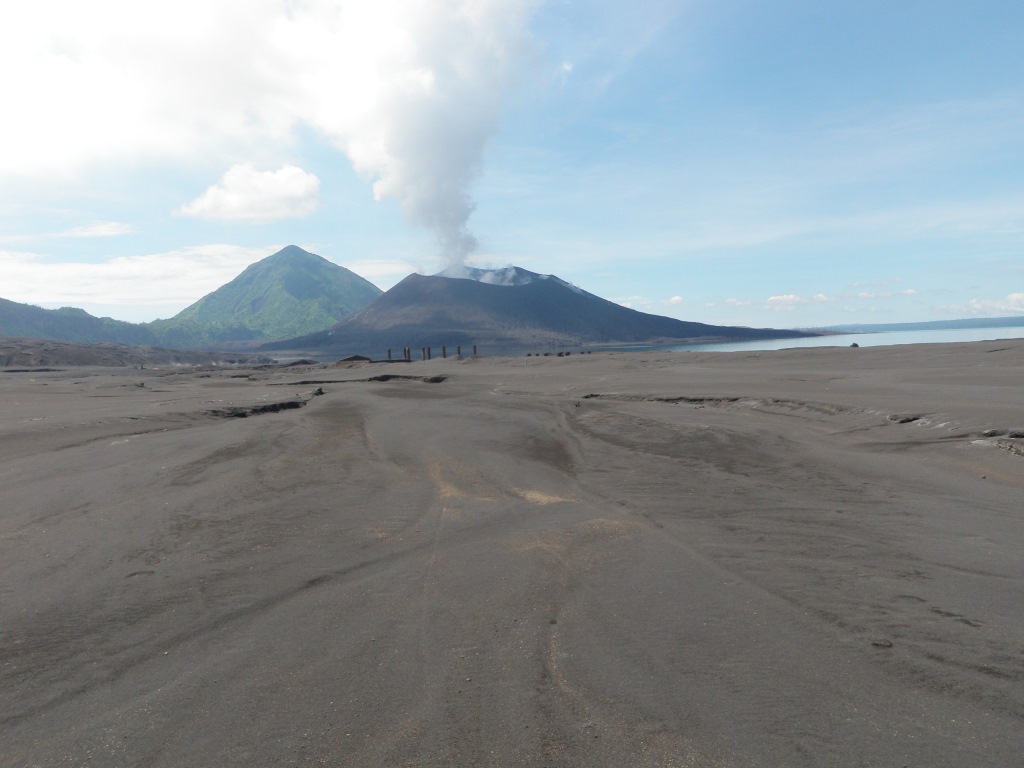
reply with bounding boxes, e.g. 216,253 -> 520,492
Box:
1,0 -> 543,268
297,0 -> 542,268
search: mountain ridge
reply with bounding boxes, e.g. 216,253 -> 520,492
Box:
0,297 -> 160,346
263,268 -> 814,356
0,246 -> 381,348
820,316 -> 1024,333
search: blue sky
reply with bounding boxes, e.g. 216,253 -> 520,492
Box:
1,0 -> 1022,328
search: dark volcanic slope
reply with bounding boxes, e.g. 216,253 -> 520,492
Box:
267,271 -> 810,355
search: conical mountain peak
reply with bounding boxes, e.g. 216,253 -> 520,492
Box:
147,246 -> 382,345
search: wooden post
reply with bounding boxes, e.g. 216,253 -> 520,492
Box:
457,345 -> 461,357
442,346 -> 446,358
421,347 -> 425,361
427,346 -> 432,360
473,345 -> 477,356
387,348 -> 392,361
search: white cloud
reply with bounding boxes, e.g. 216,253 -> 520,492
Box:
765,294 -> 807,310
0,221 -> 136,244
724,297 -> 751,306
0,1 -> 543,265
964,293 -> 1024,315
0,2 -> 291,178
767,290 -> 894,310
763,292 -> 833,309
553,60 -> 574,86
666,295 -> 683,305
0,249 -> 41,265
855,290 -> 917,300
178,164 -> 320,221
0,244 -> 276,319
57,221 -> 135,238
614,295 -> 654,311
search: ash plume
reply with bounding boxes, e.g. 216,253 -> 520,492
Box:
304,0 -> 541,270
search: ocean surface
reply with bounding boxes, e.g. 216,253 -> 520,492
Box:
322,326 -> 1023,360
648,326 -> 1024,354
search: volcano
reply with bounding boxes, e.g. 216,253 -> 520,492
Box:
263,266 -> 813,357
147,245 -> 382,346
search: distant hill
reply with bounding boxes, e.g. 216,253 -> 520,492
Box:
146,245 -> 382,345
821,316 -> 1024,334
0,246 -> 382,349
264,266 -> 813,357
0,298 -> 159,346
0,337 -> 274,368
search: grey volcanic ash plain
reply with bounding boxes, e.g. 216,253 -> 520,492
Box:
1,340 -> 1022,767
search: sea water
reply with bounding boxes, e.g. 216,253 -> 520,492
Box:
658,326 -> 1024,354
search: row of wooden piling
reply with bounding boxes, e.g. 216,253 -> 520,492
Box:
385,345 -> 476,361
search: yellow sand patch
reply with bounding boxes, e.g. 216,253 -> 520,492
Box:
580,517 -> 641,536
508,531 -> 572,556
424,553 -> 441,568
507,517 -> 641,557
435,476 -> 463,501
514,488 -> 574,504
428,459 -> 498,503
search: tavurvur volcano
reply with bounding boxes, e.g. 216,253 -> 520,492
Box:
263,266 -> 815,357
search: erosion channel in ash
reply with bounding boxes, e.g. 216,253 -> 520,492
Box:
1,340 -> 1022,767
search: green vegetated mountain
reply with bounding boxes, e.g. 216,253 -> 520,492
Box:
265,266 -> 816,357
146,245 -> 382,346
0,246 -> 383,348
0,298 -> 160,345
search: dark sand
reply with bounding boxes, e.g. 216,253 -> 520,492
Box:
1,341 -> 1022,767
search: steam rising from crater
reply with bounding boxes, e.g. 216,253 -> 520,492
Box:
306,0 -> 541,269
